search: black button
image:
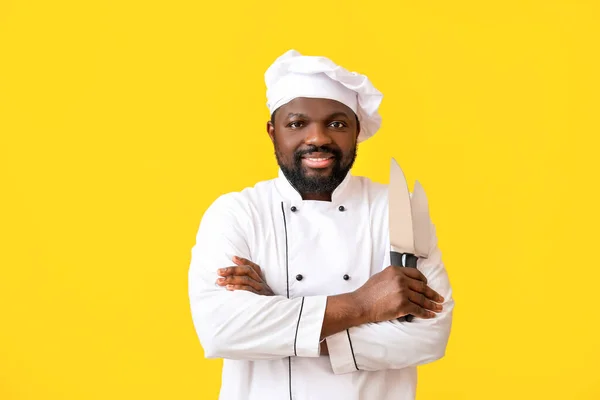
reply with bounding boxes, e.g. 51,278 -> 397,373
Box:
343,274 -> 350,280
291,206 -> 297,212
296,274 -> 303,281
338,205 -> 345,212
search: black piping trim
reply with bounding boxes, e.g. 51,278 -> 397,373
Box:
280,201 -> 292,400
281,202 -> 290,299
288,357 -> 292,399
293,297 -> 305,356
347,329 -> 359,371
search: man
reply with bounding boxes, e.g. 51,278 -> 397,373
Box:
188,49 -> 454,400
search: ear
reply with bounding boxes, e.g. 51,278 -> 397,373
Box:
267,121 -> 275,143
355,120 -> 361,140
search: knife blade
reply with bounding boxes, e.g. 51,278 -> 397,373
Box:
389,158 -> 418,322
389,158 -> 416,267
411,180 -> 432,259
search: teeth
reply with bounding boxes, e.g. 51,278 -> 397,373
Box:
307,158 -> 328,161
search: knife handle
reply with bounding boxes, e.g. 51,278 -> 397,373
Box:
390,251 -> 418,268
390,251 -> 418,322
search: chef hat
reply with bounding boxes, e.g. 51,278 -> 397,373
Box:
265,49 -> 383,143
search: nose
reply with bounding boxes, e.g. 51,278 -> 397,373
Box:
304,124 -> 332,147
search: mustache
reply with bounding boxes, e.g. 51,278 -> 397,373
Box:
294,145 -> 342,161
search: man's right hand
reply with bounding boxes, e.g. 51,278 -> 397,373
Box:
353,266 -> 445,323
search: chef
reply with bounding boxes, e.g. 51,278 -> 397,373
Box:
188,49 -> 454,400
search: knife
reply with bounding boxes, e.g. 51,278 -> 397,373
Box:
389,158 -> 430,322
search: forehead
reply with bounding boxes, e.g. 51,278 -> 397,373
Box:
277,97 -> 355,119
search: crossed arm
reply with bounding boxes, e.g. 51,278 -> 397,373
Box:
188,195 -> 454,374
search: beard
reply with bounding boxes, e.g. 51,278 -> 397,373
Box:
274,140 -> 357,195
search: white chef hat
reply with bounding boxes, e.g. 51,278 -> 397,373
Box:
265,49 -> 383,143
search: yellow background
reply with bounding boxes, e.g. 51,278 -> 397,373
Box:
1,0 -> 599,398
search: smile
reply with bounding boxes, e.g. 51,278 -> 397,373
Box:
301,155 -> 335,169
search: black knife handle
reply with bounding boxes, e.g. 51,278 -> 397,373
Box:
390,251 -> 418,268
391,250 -> 418,323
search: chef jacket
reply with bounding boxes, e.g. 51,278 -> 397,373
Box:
188,169 -> 454,400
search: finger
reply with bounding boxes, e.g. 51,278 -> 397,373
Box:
407,279 -> 445,303
407,302 -> 436,319
400,267 -> 428,283
218,265 -> 262,283
408,291 -> 443,312
233,256 -> 262,274
217,275 -> 263,292
242,265 -> 264,283
230,258 -> 264,281
225,284 -> 258,294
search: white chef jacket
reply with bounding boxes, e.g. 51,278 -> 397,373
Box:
188,169 -> 454,400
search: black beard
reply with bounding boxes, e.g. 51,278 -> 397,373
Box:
275,142 -> 357,195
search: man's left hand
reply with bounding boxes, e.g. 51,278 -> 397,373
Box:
216,256 -> 275,296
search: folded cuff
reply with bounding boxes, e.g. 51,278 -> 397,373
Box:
326,329 -> 359,374
294,295 -> 327,357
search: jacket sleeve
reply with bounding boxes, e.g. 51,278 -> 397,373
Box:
325,222 -> 454,374
188,194 -> 328,361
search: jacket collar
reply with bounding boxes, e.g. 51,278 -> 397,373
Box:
274,168 -> 355,204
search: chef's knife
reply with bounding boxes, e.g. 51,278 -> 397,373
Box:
389,158 -> 430,322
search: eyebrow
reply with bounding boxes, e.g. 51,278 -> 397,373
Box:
286,113 -> 309,119
326,112 -> 352,120
286,111 -> 352,120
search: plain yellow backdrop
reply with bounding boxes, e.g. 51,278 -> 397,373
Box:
1,0 -> 599,399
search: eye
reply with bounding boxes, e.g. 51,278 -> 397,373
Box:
287,121 -> 305,129
329,121 -> 347,129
